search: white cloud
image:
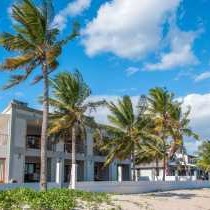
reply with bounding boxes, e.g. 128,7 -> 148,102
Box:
194,71 -> 210,82
146,28 -> 199,71
82,0 -> 181,59
181,93 -> 210,140
125,67 -> 140,76
53,0 -> 91,30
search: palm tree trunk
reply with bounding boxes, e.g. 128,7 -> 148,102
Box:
163,153 -> 166,181
132,146 -> 136,181
40,62 -> 49,191
155,158 -> 159,180
162,134 -> 167,181
71,126 -> 77,189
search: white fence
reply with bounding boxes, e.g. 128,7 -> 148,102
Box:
75,181 -> 210,194
0,181 -> 209,194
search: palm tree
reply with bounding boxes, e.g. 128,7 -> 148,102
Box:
147,87 -> 174,181
169,105 -> 199,159
95,96 -> 153,181
48,71 -> 105,189
0,0 -> 79,190
136,130 -> 165,180
197,141 -> 210,176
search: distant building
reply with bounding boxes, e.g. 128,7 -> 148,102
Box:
136,153 -> 206,181
0,100 -> 131,183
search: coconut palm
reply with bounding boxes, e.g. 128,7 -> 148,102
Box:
95,96 -> 155,181
197,141 -> 210,174
147,87 -> 174,181
0,0 -> 79,190
169,104 -> 199,158
48,71 -> 105,189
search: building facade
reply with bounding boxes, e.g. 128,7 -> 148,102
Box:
0,100 -> 131,184
136,153 -> 204,181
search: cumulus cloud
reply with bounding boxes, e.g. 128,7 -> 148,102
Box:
82,0 -> 181,59
181,93 -> 210,140
125,67 -> 140,76
194,71 -> 210,82
53,0 -> 91,30
146,28 -> 200,71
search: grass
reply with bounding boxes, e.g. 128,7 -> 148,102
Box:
0,188 -> 116,210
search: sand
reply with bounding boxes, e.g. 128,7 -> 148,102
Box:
113,189 -> 210,210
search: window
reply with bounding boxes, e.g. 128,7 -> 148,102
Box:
24,163 -> 40,182
26,135 -> 40,149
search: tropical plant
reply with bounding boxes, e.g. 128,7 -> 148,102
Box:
169,104 -> 199,163
48,71 -> 105,188
197,141 -> 210,173
147,87 -> 175,181
95,95 -> 156,181
0,0 -> 79,190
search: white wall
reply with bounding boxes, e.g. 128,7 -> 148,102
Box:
75,181 -> 210,194
0,181 -> 209,194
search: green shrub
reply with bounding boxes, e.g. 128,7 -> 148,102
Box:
0,188 -> 110,210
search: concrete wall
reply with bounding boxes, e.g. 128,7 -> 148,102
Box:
0,181 -> 209,194
75,180 -> 210,194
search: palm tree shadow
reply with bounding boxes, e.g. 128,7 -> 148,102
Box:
148,191 -> 210,200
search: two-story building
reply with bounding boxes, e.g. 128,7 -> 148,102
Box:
0,100 -> 131,184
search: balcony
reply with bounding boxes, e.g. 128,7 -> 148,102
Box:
26,135 -> 56,151
64,143 -> 86,154
93,147 -> 108,156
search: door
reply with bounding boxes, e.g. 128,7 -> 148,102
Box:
0,159 -> 5,183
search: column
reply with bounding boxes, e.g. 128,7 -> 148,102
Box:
109,161 -> 117,181
56,158 -> 64,188
85,160 -> 94,181
175,170 -> 179,181
118,165 -> 123,182
85,129 -> 94,181
10,118 -> 26,183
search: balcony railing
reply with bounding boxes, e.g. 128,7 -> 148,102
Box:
93,147 -> 108,156
26,135 -> 56,151
64,143 -> 86,154
0,134 -> 9,146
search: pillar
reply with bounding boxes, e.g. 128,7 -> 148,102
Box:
56,158 -> 64,188
118,165 -> 123,182
175,170 -> 179,181
109,161 -> 117,181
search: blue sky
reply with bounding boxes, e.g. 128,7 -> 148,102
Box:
1,0 -> 210,153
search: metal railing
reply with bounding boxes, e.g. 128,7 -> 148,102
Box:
93,147 -> 108,156
0,134 -> 8,146
64,143 -> 86,154
26,135 -> 56,151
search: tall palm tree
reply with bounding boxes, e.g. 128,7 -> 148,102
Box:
48,71 -> 104,189
0,0 -> 79,190
197,141 -> 210,175
96,96 -> 153,181
147,87 -> 174,181
169,105 -> 199,157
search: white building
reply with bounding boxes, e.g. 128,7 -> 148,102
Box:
136,153 -> 201,181
0,100 -> 131,184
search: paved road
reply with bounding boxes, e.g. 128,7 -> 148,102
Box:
113,189 -> 210,210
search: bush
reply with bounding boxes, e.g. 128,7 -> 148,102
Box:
0,188 -> 110,210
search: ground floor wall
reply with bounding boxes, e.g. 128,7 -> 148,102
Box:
5,154 -> 131,184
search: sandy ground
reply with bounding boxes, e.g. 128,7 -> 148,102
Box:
112,188 -> 210,210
